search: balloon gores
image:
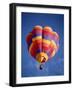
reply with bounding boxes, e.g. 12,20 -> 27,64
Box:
26,25 -> 59,70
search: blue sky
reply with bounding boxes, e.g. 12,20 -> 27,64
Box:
21,12 -> 64,77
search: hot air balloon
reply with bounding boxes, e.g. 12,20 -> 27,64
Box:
26,25 -> 59,70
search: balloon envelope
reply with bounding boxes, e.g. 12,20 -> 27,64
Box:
26,25 -> 59,64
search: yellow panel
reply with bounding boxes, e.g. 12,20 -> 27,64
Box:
32,36 -> 42,42
50,50 -> 56,58
43,39 -> 51,45
51,40 -> 57,48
